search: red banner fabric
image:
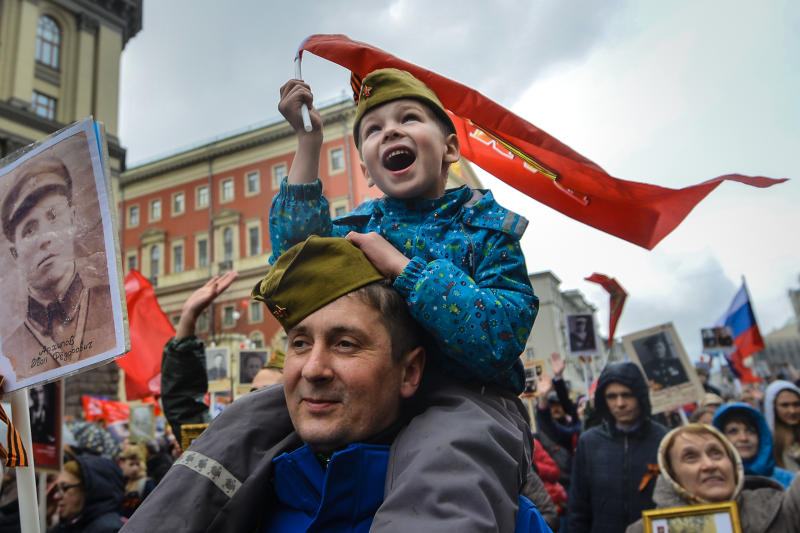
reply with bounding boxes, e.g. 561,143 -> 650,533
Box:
299,34 -> 787,249
118,270 -> 174,399
585,273 -> 628,348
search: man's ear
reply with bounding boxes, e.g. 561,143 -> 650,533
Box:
360,161 -> 375,187
398,346 -> 425,399
8,246 -> 16,259
443,132 -> 460,165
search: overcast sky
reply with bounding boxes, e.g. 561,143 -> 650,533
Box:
118,0 -> 800,365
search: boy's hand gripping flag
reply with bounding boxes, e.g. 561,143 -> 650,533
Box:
298,34 -> 787,250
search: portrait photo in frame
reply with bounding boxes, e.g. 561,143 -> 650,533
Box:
623,323 -> 704,414
128,402 -> 155,444
238,350 -> 268,386
643,501 -> 741,533
521,359 -> 545,398
565,313 -> 599,356
29,379 -> 63,473
0,118 -> 128,392
205,347 -> 230,382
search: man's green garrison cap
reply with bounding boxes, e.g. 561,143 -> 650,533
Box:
352,68 -> 455,147
251,236 -> 385,330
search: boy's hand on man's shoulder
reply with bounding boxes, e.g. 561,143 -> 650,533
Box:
278,79 -> 323,138
346,231 -> 410,280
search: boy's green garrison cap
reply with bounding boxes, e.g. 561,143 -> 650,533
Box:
251,236 -> 385,330
353,68 -> 456,147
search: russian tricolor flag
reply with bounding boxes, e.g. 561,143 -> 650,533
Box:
715,281 -> 764,382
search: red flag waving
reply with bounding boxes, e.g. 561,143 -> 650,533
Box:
298,34 -> 787,249
118,270 -> 174,399
585,273 -> 627,347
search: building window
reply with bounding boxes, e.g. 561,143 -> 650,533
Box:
245,171 -> 260,195
150,245 -> 160,277
197,238 -> 208,268
250,302 -> 263,323
330,147 -> 345,172
171,315 -> 181,327
196,185 -> 209,209
334,205 -> 347,217
272,163 -> 287,189
173,244 -> 184,273
127,205 -> 139,227
150,199 -> 162,221
31,91 -> 56,120
172,192 -> 185,216
221,179 -> 234,203
250,332 -> 264,348
223,227 -> 233,262
222,305 -> 235,328
127,254 -> 137,272
248,226 -> 260,256
35,16 -> 61,69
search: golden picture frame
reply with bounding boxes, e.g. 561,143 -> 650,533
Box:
643,501 -> 742,533
181,422 -> 210,452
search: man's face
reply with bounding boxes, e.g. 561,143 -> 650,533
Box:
358,99 -> 459,200
722,420 -> 759,460
245,357 -> 261,381
284,293 -> 422,454
654,339 -> 668,359
604,382 -> 641,429
214,354 -> 224,369
575,318 -> 587,334
10,192 -> 76,294
549,402 -> 566,420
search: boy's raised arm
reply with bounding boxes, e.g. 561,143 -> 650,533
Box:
278,79 -> 323,185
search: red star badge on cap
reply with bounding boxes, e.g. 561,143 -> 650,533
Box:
272,305 -> 287,319
361,85 -> 372,99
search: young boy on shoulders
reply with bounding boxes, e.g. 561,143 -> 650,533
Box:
266,68 -> 541,530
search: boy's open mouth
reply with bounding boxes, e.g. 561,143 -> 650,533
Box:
383,148 -> 416,172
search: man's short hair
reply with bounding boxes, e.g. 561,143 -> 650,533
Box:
2,157 -> 73,243
349,279 -> 423,362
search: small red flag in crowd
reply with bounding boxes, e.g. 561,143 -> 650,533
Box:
585,273 -> 627,348
118,270 -> 175,399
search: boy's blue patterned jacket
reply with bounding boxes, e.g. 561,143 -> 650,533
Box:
268,179 -> 538,393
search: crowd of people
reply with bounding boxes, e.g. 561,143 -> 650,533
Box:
2,67 -> 798,532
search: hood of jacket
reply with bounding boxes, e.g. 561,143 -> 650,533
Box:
713,402 -> 776,477
593,362 -> 652,429
764,380 -> 800,432
655,424 -> 745,506
71,454 -> 124,526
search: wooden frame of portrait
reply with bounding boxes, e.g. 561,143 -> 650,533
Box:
565,313 -> 599,357
622,322 -> 704,414
642,501 -> 742,533
0,117 -> 129,392
181,422 -> 210,452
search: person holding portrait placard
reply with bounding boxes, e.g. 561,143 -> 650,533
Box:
626,423 -> 800,533
1,156 -> 113,380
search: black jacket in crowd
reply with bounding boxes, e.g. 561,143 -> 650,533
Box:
566,362 -> 668,533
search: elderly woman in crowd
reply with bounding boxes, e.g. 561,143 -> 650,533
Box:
626,424 -> 800,533
765,380 -> 800,473
49,455 -> 124,532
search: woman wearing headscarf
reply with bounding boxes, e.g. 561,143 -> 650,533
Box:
713,402 -> 794,487
764,380 -> 800,473
626,423 -> 800,533
49,455 -> 124,532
